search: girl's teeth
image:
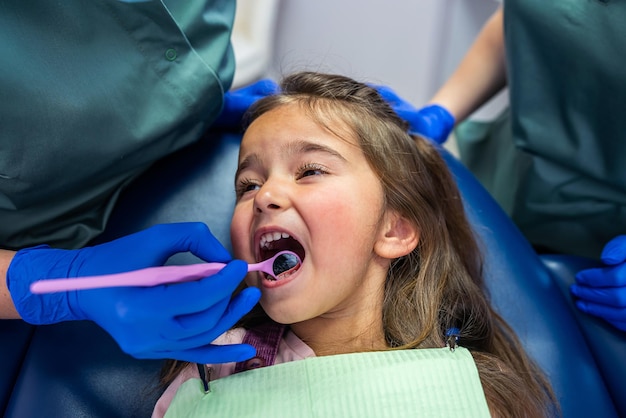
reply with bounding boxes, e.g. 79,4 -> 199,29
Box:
260,232 -> 291,248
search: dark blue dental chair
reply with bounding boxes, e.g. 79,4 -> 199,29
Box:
1,129 -> 624,417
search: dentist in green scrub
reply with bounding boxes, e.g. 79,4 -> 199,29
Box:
385,0 -> 626,331
0,0 -> 275,364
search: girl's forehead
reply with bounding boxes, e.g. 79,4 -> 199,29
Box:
242,104 -> 360,150
237,109 -> 370,173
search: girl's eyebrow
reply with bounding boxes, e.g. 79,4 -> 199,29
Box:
236,153 -> 261,178
236,139 -> 347,177
286,139 -> 348,162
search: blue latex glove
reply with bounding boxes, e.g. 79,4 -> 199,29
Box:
7,223 -> 261,363
374,84 -> 455,144
213,79 -> 279,129
572,235 -> 626,331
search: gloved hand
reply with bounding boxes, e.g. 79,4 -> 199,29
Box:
7,223 -> 262,363
374,84 -> 455,144
571,235 -> 626,331
213,79 -> 279,129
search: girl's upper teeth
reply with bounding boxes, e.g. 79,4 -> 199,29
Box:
260,232 -> 290,248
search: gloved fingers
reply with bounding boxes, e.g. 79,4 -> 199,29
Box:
371,84 -> 454,144
126,288 -> 259,358
158,260 -> 249,316
153,297 -> 229,341
74,260 -> 245,318
371,84 -> 420,116
373,84 -> 405,104
143,343 -> 257,364
84,223 -> 231,273
74,261 -> 250,347
571,284 -> 626,307
173,287 -> 261,336
148,222 -> 232,263
157,287 -> 259,342
411,105 -> 456,144
575,263 -> 626,287
575,300 -> 626,330
86,286 -> 258,361
115,327 -> 258,363
601,235 -> 626,265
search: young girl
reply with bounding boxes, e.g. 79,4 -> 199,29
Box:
154,72 -> 557,417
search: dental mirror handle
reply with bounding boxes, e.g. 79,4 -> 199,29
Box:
29,262 -> 229,293
29,251 -> 298,294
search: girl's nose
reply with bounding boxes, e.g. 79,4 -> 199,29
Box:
253,179 -> 289,213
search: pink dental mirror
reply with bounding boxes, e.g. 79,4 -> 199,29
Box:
30,250 -> 301,294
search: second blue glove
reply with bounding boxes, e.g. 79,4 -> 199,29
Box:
373,84 -> 455,144
572,235 -> 626,331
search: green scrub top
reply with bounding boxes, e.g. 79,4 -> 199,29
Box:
0,0 -> 236,250
457,0 -> 626,259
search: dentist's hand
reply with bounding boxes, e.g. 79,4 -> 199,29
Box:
7,223 -> 261,363
374,84 -> 455,144
572,235 -> 626,331
213,79 -> 279,129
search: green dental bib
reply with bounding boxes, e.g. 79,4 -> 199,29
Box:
164,347 -> 490,417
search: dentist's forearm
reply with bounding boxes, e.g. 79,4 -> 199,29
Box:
429,7 -> 507,123
0,249 -> 20,319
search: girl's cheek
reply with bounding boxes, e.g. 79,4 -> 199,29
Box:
230,217 -> 248,257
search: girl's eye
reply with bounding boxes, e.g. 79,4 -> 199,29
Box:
235,178 -> 261,197
297,163 -> 328,179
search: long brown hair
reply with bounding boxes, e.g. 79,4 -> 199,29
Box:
162,72 -> 558,416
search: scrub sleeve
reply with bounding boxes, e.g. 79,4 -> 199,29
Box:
456,0 -> 626,259
0,0 -> 236,250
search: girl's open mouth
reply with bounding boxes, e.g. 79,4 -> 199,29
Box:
259,232 -> 305,281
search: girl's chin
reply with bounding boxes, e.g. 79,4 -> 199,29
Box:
260,303 -> 305,325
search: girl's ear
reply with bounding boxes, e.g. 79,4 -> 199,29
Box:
374,210 -> 419,259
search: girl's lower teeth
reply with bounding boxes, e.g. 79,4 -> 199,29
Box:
266,268 -> 297,282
